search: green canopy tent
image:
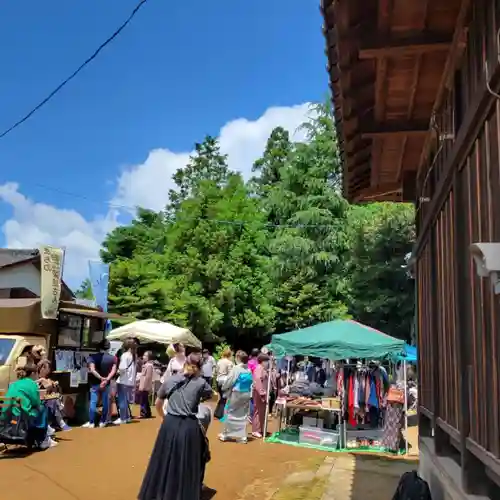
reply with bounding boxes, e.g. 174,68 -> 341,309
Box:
264,320 -> 409,454
267,319 -> 405,360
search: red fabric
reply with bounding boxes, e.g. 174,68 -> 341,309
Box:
375,376 -> 382,407
348,375 -> 356,426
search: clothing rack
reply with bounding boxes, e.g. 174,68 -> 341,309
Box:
264,357 -> 409,455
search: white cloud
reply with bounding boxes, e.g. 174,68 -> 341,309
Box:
112,103 -> 311,211
0,102 -> 312,287
0,182 -> 119,286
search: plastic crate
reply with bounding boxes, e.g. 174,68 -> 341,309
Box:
345,429 -> 383,440
299,425 -> 339,449
302,416 -> 324,428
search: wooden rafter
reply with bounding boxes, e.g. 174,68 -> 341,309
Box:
395,0 -> 428,184
359,33 -> 452,59
417,0 -> 471,174
374,59 -> 388,122
353,182 -> 401,202
395,136 -> 408,182
361,120 -> 429,138
407,56 -> 422,120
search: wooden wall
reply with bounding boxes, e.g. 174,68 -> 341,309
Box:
416,0 -> 500,493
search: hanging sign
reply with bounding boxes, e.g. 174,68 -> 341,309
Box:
39,245 -> 64,319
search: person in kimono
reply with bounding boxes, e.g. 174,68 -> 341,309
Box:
218,350 -> 252,443
251,353 -> 270,438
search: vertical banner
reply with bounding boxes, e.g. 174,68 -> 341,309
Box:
39,245 -> 65,319
88,260 -> 111,333
88,260 -> 110,312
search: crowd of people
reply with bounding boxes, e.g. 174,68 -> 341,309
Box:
138,343 -> 281,500
0,338 -> 282,500
0,345 -> 72,450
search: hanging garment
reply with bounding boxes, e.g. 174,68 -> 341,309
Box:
382,402 -> 404,452
358,374 -> 366,406
375,374 -> 382,407
354,375 -> 360,409
337,370 -> 344,401
368,376 -> 379,408
348,375 -> 356,426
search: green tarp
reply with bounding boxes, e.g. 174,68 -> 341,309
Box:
268,319 -> 404,360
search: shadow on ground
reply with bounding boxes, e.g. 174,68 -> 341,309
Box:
349,454 -> 418,500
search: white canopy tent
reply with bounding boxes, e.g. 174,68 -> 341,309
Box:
107,319 -> 202,349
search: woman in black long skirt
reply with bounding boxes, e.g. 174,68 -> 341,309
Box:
138,353 -> 213,500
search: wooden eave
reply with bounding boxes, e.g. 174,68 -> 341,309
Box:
321,0 -> 469,202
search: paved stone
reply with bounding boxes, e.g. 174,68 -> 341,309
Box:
316,459 -> 335,478
321,456 -> 354,500
283,470 -> 317,485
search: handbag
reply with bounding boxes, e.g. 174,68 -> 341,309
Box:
387,386 -> 405,405
0,406 -> 30,444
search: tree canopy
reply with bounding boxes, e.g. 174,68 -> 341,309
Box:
95,102 -> 415,346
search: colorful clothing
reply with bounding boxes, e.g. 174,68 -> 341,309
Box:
2,377 -> 42,418
382,402 -> 404,452
252,364 -> 268,435
220,364 -> 252,440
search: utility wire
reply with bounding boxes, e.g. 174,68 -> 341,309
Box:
22,181 -> 342,230
0,0 -> 149,140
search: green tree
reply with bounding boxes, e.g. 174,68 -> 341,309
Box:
256,103 -> 351,331
168,135 -> 229,210
100,104 -> 416,348
251,127 -> 292,194
164,172 -> 276,343
100,208 -> 167,263
75,278 -> 94,300
103,136 -> 275,344
346,203 -> 415,342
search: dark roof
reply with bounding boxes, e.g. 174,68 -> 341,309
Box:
0,248 -> 38,268
320,0 -> 466,202
0,248 -> 75,298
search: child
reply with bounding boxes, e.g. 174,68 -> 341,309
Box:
138,351 -> 154,418
37,359 -> 71,432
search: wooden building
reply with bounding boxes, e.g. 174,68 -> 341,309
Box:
321,0 -> 500,498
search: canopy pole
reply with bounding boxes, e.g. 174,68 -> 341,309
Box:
263,356 -> 273,440
404,359 -> 409,455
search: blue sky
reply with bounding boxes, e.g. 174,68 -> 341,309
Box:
0,0 -> 328,286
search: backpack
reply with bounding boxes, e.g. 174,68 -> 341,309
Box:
0,405 -> 30,445
392,471 -> 432,500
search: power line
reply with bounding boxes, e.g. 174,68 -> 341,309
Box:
21,181 -> 344,230
0,0 -> 149,140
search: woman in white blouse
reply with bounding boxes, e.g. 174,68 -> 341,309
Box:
161,343 -> 186,382
214,347 -> 234,419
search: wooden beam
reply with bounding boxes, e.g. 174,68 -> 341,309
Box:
399,53 -> 422,179
346,142 -> 371,159
417,0 -> 471,174
378,0 -> 392,33
374,58 -> 388,122
359,33 -> 451,59
370,138 -> 383,186
396,136 -> 408,182
407,55 -> 422,119
353,182 -> 401,202
361,120 -> 429,138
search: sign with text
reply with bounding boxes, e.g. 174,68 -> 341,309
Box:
39,245 -> 64,319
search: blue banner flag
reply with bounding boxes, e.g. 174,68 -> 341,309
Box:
88,260 -> 110,312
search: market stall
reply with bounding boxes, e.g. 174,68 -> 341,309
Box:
52,303 -> 126,422
107,319 -> 201,349
264,319 -> 408,454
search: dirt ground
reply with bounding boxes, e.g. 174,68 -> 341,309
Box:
0,411 -> 419,500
